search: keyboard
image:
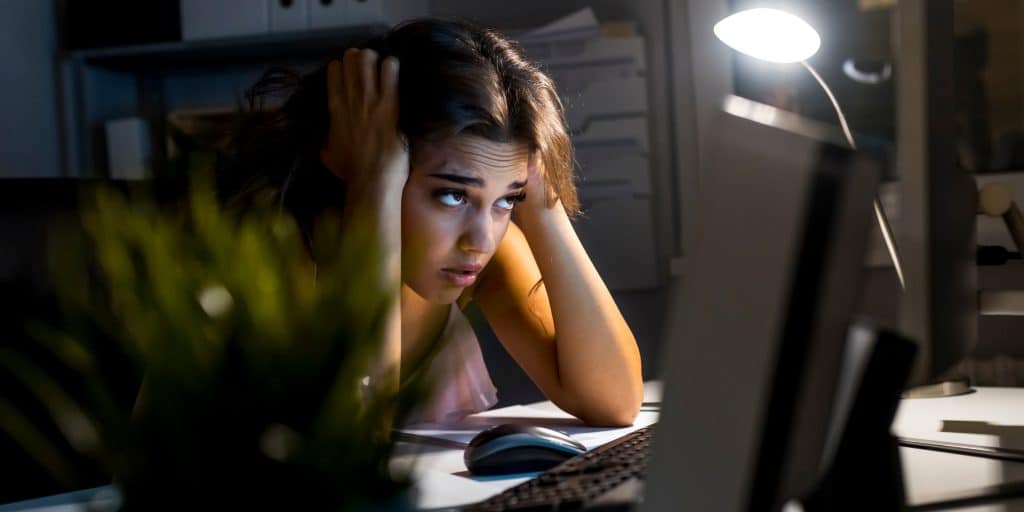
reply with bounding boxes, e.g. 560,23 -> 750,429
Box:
468,425 -> 654,511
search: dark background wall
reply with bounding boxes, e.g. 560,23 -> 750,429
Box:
0,3 -> 60,177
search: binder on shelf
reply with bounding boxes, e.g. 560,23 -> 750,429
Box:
573,117 -> 650,154
270,0 -> 308,33
345,0 -> 383,25
543,36 -> 647,69
181,0 -> 270,41
308,0 -> 346,29
562,76 -> 648,132
576,154 -> 652,197
577,182 -> 635,203
517,8 -> 659,290
524,36 -> 647,94
570,114 -> 656,290
517,7 -> 603,44
105,117 -> 151,181
309,0 -> 428,29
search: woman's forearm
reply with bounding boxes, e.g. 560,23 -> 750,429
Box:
516,203 -> 643,425
320,51 -> 407,393
342,180 -> 403,391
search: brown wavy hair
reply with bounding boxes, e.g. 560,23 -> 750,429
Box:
221,18 -> 579,253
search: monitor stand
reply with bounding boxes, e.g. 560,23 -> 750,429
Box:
803,326 -> 917,511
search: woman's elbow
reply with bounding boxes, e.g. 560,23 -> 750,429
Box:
576,391 -> 642,427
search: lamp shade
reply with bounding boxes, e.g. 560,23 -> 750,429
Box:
713,8 -> 821,63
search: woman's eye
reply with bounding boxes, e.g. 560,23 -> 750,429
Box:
436,190 -> 466,207
496,193 -> 526,211
495,197 -> 515,211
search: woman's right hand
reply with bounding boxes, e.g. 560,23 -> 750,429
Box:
320,50 -> 406,389
320,48 -> 408,203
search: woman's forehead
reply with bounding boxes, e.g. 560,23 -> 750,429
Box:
415,135 -> 530,179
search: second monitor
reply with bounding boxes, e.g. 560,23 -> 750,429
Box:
644,95 -> 892,510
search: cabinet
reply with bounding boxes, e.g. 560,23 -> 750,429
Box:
58,24 -> 388,180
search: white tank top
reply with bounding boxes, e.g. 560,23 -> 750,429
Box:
415,302 -> 499,424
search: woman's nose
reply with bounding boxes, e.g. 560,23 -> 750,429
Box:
457,210 -> 496,255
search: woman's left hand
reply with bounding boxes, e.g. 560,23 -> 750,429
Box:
515,153 -> 560,226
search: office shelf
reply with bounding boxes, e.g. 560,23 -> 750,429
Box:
58,24 -> 390,179
69,24 -> 389,72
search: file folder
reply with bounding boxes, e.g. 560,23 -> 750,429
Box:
573,117 -> 650,154
526,36 -> 646,94
105,117 -> 151,180
576,153 -> 652,196
563,76 -> 648,132
519,15 -> 659,290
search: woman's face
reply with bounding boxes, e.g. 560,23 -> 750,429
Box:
402,134 -> 530,304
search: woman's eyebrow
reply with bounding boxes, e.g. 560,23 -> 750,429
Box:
429,173 -> 484,187
430,173 -> 528,190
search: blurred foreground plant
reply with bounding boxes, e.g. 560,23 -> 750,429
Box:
5,171 -> 431,510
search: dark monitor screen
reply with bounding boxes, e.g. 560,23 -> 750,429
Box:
642,95 -> 883,510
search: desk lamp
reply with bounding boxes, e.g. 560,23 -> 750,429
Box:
715,8 -> 981,399
714,8 -> 906,290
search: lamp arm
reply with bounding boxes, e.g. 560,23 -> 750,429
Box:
801,60 -> 907,291
802,61 -> 858,150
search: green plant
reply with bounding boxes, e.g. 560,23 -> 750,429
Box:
5,170 -> 431,510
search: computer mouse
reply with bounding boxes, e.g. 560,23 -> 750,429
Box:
464,423 -> 587,476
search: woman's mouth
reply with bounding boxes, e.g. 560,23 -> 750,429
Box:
440,266 -> 481,287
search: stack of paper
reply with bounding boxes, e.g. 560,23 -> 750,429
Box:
397,404 -> 659,451
517,7 -> 659,291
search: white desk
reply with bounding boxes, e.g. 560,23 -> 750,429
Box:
398,384 -> 1024,511
392,381 -> 662,510
4,384 -> 1024,511
895,387 -> 1024,510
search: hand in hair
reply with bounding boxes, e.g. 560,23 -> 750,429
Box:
320,48 -> 409,203
514,151 -> 559,225
320,48 -> 407,394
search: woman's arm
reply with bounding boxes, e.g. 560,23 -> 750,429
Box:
321,49 -> 407,392
472,161 -> 643,427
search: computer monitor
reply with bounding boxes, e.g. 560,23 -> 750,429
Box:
642,95 -> 885,510
894,0 -> 978,388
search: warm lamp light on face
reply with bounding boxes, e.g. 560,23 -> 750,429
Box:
714,7 -> 907,291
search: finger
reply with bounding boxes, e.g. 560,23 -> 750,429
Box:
342,47 -> 361,106
359,48 -> 379,102
528,152 -> 542,178
379,56 -> 400,112
326,59 -> 344,115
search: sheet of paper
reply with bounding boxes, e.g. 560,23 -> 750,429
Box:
397,405 -> 581,447
553,410 -> 660,450
518,7 -> 601,44
397,405 -> 659,450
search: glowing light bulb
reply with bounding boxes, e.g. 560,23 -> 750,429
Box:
714,8 -> 821,64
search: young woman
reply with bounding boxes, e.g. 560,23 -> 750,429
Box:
224,18 -> 642,426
